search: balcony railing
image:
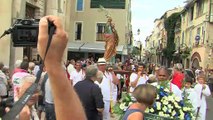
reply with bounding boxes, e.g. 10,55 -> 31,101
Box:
91,0 -> 125,9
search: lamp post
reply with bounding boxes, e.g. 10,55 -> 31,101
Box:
137,29 -> 142,61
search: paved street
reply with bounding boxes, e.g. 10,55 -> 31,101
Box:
206,96 -> 213,120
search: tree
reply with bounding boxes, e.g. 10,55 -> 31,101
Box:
163,12 -> 181,67
132,46 -> 140,57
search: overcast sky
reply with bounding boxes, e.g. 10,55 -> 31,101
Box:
131,0 -> 186,44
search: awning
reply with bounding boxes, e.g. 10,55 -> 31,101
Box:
67,42 -> 84,52
68,42 -> 126,55
80,42 -> 125,54
80,42 -> 105,53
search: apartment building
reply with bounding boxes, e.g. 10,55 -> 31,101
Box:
68,0 -> 132,62
0,0 -> 69,68
175,0 -> 213,69
144,7 -> 183,65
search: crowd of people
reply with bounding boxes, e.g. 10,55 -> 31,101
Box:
0,16 -> 212,120
0,56 -> 212,120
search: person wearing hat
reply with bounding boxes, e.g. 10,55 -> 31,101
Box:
171,63 -> 185,89
96,58 -> 119,120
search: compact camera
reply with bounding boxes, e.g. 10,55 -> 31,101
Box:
11,19 -> 40,47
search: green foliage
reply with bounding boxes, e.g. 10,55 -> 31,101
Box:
163,13 -> 181,64
180,47 -> 192,59
132,46 -> 140,56
113,93 -> 133,120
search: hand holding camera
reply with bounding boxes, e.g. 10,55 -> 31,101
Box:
38,16 -> 68,67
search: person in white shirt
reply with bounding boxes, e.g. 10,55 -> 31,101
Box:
129,63 -> 148,93
182,76 -> 199,111
97,58 -> 119,120
70,61 -> 85,86
194,75 -> 211,120
67,59 -> 75,75
157,67 -> 182,99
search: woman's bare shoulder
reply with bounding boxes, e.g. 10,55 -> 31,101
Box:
127,111 -> 143,120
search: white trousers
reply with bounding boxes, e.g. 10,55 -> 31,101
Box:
198,102 -> 207,120
103,100 -> 110,120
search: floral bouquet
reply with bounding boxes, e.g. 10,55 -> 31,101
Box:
113,82 -> 196,120
113,93 -> 134,120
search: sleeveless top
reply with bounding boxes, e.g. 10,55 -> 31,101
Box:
122,109 -> 145,120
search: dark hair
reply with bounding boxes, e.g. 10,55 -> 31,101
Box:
138,62 -> 146,68
75,61 -> 82,65
184,75 -> 193,85
106,65 -> 113,71
20,61 -> 29,70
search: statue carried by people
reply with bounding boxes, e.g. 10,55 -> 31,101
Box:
99,5 -> 119,61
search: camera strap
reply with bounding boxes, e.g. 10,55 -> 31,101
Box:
2,21 -> 56,120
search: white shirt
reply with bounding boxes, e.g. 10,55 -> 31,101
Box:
194,83 -> 211,107
183,88 -> 199,111
70,69 -> 85,86
170,83 -> 183,99
152,81 -> 183,99
129,72 -> 148,92
67,64 -> 75,75
0,70 -> 7,96
99,71 -> 117,101
116,74 -> 122,79
45,78 -> 54,104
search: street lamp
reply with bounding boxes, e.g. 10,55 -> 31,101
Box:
137,29 -> 142,61
137,29 -> 140,35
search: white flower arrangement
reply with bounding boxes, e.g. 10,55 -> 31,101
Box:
113,81 -> 195,120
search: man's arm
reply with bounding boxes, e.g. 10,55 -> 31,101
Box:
19,106 -> 30,120
38,16 -> 86,120
130,72 -> 141,88
92,85 -> 104,113
111,72 -> 119,85
97,108 -> 104,113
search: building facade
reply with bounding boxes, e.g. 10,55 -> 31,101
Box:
0,0 -> 70,68
68,0 -> 132,62
175,0 -> 213,69
144,7 -> 183,66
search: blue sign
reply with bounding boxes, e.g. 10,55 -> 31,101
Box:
195,35 -> 200,41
